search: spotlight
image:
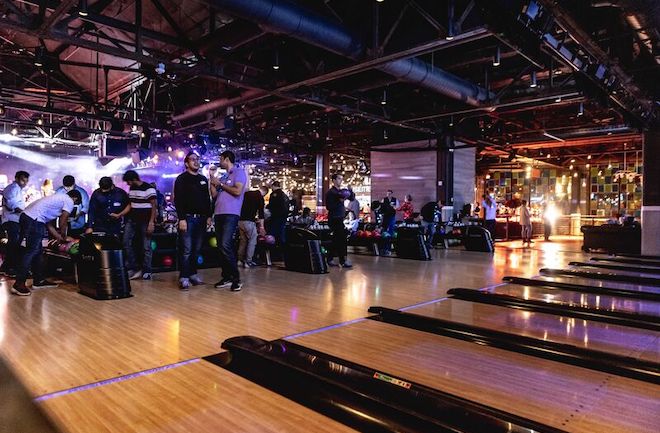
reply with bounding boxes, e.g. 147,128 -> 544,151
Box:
11,127 -> 18,135
0,105 -> 5,116
78,0 -> 88,16
587,154 -> 592,160
577,102 -> 584,116
529,71 -> 537,88
154,62 -> 165,75
188,133 -> 194,139
492,46 -> 500,67
272,50 -> 279,70
204,95 -> 211,103
381,89 -> 387,105
167,146 -> 173,152
34,47 -> 45,67
449,115 -> 454,127
37,117 -> 44,126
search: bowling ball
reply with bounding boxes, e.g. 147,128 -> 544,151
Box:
339,188 -> 351,199
58,243 -> 69,253
264,235 -> 276,245
364,231 -> 373,238
373,231 -> 381,239
197,255 -> 204,265
151,240 -> 158,251
68,242 -> 80,256
356,230 -> 365,238
162,256 -> 174,267
208,236 -> 218,248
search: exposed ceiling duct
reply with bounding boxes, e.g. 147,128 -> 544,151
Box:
176,0 -> 492,122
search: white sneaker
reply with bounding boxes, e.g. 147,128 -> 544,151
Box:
142,273 -> 152,281
179,278 -> 191,291
129,270 -> 143,280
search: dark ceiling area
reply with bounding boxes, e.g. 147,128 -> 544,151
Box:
0,0 -> 658,167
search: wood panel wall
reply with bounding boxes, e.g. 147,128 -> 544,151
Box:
452,147 -> 476,215
370,150 -> 437,218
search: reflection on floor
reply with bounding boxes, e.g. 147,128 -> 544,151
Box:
0,238 -> 657,433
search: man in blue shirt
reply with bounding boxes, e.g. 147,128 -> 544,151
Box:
56,175 -> 90,236
1,171 -> 30,277
85,177 -> 129,236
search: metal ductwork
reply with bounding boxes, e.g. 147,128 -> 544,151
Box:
204,0 -> 490,107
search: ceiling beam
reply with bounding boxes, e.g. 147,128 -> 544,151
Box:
36,0 -> 77,36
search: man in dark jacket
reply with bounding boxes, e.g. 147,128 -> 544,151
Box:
420,200 -> 442,249
85,177 -> 129,236
266,181 -> 289,246
325,174 -> 351,268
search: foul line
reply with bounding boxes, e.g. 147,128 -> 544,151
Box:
34,358 -> 200,402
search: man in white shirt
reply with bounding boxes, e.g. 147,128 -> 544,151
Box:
481,193 -> 497,237
1,171 -> 29,277
12,190 -> 82,296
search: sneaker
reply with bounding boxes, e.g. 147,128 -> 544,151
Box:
179,278 -> 191,291
237,260 -> 245,268
214,278 -> 232,289
242,261 -> 253,269
246,261 -> 258,267
142,273 -> 152,281
32,280 -> 58,289
327,259 -> 339,267
129,270 -> 143,280
189,274 -> 204,286
340,260 -> 353,268
10,282 -> 31,296
230,281 -> 242,292
3,269 -> 16,278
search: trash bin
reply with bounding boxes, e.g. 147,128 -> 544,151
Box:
284,227 -> 328,274
76,233 -> 132,300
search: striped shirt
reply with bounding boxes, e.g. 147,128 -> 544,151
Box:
128,182 -> 156,223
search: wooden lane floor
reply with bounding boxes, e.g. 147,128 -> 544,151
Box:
488,283 -> 660,317
0,246 -> 582,396
404,299 -> 659,362
290,318 -> 660,432
533,275 -> 660,294
38,359 -> 357,433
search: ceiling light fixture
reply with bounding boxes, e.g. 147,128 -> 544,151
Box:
381,89 -> 387,105
529,71 -> 537,88
577,102 -> 584,116
272,50 -> 280,70
492,46 -> 500,67
78,0 -> 88,17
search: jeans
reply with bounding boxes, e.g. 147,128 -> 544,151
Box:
178,216 -> 205,279
215,214 -> 240,282
238,220 -> 258,263
16,214 -> 46,284
328,217 -> 348,263
484,219 -> 496,238
521,224 -> 532,242
269,216 -> 287,246
421,221 -> 436,248
1,221 -> 21,271
123,219 -> 153,273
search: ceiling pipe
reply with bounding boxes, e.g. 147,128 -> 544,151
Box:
181,0 -> 491,123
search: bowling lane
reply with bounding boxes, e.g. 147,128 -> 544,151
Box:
292,319 -> 659,433
39,359 -> 357,433
408,299 -> 659,362
489,283 -> 660,317
570,264 -> 660,279
533,275 -> 660,295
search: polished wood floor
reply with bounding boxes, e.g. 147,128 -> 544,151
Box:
1,241 -> 658,432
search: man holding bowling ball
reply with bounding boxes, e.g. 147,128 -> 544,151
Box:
325,174 -> 352,268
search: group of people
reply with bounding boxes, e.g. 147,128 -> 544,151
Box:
1,150 -> 361,296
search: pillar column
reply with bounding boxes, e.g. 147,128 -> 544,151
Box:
642,127 -> 660,255
315,151 -> 330,210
